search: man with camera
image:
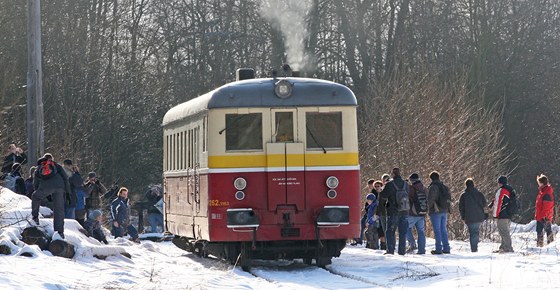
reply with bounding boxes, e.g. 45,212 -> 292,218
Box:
2,144 -> 27,176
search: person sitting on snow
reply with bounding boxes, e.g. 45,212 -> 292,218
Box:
84,209 -> 108,244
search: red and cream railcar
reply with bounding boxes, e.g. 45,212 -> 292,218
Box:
162,69 -> 360,268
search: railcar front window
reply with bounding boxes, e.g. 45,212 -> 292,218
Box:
274,112 -> 294,142
306,112 -> 342,149
225,113 -> 263,151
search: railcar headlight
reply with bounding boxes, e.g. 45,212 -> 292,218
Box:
234,177 -> 247,190
227,208 -> 259,228
316,206 -> 350,226
274,79 -> 293,98
326,176 -> 339,189
327,190 -> 337,199
235,191 -> 246,200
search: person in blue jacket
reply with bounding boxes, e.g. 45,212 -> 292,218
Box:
110,187 -> 139,242
364,193 -> 379,249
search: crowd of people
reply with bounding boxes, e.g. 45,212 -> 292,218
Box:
354,167 -> 555,255
0,144 -> 164,243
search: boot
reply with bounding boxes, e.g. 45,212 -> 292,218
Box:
547,233 -> 555,244
380,242 -> 387,250
537,234 -> 544,247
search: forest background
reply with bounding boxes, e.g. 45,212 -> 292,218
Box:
1,0 -> 559,238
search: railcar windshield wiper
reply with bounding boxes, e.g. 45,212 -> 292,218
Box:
306,125 -> 327,153
219,114 -> 249,135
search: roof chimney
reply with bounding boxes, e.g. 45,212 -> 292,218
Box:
236,68 -> 255,81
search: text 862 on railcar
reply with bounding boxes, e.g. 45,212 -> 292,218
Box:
162,68 -> 360,269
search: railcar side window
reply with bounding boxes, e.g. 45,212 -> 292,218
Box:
225,113 -> 263,151
306,112 -> 342,149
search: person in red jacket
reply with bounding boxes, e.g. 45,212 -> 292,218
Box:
535,174 -> 555,247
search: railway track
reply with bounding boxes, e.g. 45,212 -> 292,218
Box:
247,260 -> 388,289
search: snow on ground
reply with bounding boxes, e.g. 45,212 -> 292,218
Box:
1,187 -> 560,290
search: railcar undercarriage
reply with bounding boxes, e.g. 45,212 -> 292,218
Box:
172,236 -> 346,271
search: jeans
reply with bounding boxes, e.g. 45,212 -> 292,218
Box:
147,213 -> 164,233
112,224 -> 139,239
496,219 -> 513,252
407,215 -> 426,254
536,219 -> 553,243
429,212 -> 450,253
466,222 -> 481,252
386,214 -> 409,255
65,207 -> 76,219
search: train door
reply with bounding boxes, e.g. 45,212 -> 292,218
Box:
266,109 -> 306,211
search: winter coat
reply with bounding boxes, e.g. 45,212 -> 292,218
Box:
366,195 -> 379,225
75,188 -> 86,211
145,187 -> 163,215
380,176 -> 408,216
85,180 -> 107,209
111,196 -> 131,227
535,184 -> 554,222
1,152 -> 27,174
491,184 -> 514,219
14,175 -> 26,196
84,219 -> 108,244
408,180 -> 427,216
24,177 -> 34,198
373,189 -> 387,216
427,180 -> 447,214
33,162 -> 71,194
5,171 -> 26,196
459,186 -> 487,223
67,172 -> 84,208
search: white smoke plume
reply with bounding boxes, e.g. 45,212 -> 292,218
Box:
259,0 -> 314,71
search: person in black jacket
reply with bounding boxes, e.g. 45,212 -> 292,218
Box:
427,171 -> 451,254
31,153 -> 71,239
406,173 -> 427,254
489,175 -> 515,253
379,168 -> 409,255
62,159 -> 78,219
145,185 -> 163,233
459,178 -> 487,252
1,144 -> 27,176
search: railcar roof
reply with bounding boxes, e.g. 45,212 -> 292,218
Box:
162,77 -> 357,126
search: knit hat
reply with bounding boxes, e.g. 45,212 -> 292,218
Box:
89,209 -> 102,220
63,159 -> 72,165
88,172 -> 97,178
497,175 -> 508,185
409,173 -> 420,182
366,193 -> 376,201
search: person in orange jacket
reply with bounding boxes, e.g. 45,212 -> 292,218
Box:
535,174 -> 555,247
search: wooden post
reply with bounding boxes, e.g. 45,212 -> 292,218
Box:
26,0 -> 44,165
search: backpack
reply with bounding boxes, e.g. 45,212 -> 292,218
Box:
38,159 -> 58,179
435,182 -> 452,210
412,184 -> 428,215
392,181 -> 410,212
3,173 -> 17,192
507,190 -> 520,216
